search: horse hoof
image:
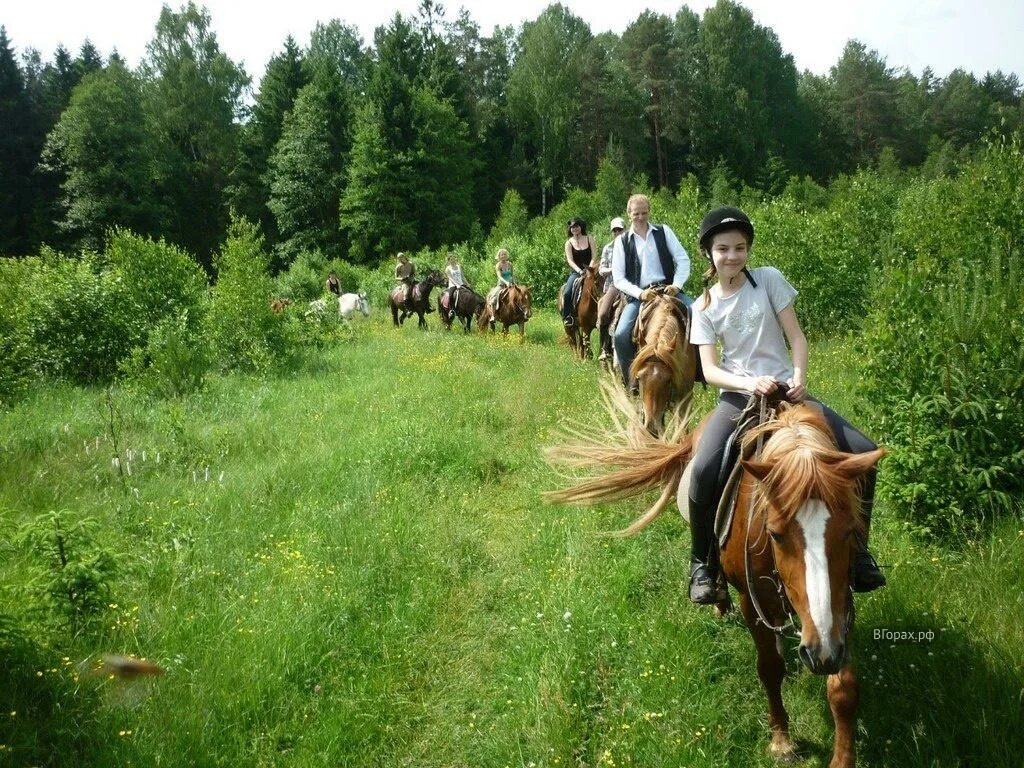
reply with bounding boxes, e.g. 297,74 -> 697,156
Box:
770,740 -> 799,764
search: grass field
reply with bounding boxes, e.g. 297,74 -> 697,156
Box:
1,310 -> 1022,767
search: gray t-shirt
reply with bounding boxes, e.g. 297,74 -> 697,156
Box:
690,266 -> 798,392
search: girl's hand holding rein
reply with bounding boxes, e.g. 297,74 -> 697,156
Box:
786,378 -> 807,402
749,376 -> 779,396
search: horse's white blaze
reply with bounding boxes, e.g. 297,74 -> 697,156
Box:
796,499 -> 833,659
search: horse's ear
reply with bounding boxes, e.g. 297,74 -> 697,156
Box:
832,448 -> 886,479
742,458 -> 774,482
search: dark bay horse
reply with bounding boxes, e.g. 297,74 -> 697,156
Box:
438,286 -> 486,332
389,270 -> 446,329
629,295 -> 698,435
558,264 -> 600,359
480,285 -> 532,339
546,398 -> 885,768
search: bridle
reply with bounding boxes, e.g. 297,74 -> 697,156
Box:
740,394 -> 856,642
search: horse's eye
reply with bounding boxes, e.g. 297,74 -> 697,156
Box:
768,528 -> 783,543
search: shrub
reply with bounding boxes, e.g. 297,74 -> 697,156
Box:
22,249 -> 128,383
274,253 -> 323,303
0,259 -> 39,405
487,189 -> 529,251
105,228 -> 208,349
859,139 -> 1024,536
120,310 -> 212,398
206,217 -> 294,373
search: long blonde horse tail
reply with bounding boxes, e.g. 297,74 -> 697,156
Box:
544,380 -> 694,536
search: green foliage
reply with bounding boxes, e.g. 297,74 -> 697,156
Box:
141,2 -> 249,267
15,510 -> 118,631
206,217 -> 293,373
39,61 -> 165,250
0,259 -> 39,405
487,189 -> 529,249
21,250 -> 129,383
859,139 -> 1024,534
593,154 -> 630,218
105,228 -> 209,346
120,311 -> 212,398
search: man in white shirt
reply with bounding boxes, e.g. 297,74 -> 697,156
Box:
611,194 -> 692,389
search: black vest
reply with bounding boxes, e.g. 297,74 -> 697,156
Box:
623,226 -> 674,286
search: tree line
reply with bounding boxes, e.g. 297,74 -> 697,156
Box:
1,0 -> 1021,270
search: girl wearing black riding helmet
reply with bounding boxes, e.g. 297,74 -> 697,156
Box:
684,206 -> 886,605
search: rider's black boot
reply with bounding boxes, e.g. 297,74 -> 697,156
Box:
689,558 -> 720,604
688,503 -> 722,604
853,550 -> 886,592
852,507 -> 886,592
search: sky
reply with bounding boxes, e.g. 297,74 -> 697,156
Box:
3,0 -> 1022,86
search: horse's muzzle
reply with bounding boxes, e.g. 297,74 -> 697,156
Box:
798,640 -> 847,675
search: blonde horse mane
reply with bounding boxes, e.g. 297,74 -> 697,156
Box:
743,406 -> 867,534
629,297 -> 689,386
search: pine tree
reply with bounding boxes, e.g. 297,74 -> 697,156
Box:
266,83 -> 344,262
0,26 -> 35,255
227,35 -> 307,253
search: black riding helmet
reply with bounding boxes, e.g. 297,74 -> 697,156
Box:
698,206 -> 754,257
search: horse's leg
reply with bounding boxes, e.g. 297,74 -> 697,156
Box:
827,665 -> 859,768
518,321 -> 525,341
739,593 -> 797,763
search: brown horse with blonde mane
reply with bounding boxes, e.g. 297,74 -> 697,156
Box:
480,284 -> 532,339
558,264 -> 600,359
628,294 -> 698,435
546,394 -> 885,768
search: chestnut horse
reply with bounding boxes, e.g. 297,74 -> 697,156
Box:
389,270 -> 446,329
629,295 -> 697,435
557,264 -> 601,359
546,396 -> 885,768
480,285 -> 532,339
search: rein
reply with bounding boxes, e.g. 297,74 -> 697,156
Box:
741,393 -> 857,641
741,393 -> 798,636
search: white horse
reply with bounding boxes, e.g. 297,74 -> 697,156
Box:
339,292 -> 370,322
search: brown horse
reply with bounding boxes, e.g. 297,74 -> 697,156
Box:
438,286 -> 486,333
480,285 -> 532,339
558,265 -> 601,359
389,270 -> 446,329
546,397 -> 885,768
629,295 -> 698,435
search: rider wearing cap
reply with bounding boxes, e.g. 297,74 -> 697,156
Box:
611,194 -> 692,390
597,217 -> 626,361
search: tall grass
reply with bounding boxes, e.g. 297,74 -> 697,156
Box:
0,314 -> 1021,767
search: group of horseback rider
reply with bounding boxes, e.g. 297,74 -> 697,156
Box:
394,248 -> 519,324
559,195 -> 887,606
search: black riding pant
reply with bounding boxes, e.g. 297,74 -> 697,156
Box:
687,391 -> 878,564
